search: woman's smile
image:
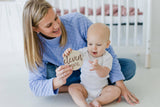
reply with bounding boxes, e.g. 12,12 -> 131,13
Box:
53,28 -> 60,34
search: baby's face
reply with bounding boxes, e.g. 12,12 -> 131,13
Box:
87,33 -> 108,58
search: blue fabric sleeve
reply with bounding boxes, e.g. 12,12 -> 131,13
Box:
107,46 -> 125,83
77,13 -> 93,40
28,62 -> 59,96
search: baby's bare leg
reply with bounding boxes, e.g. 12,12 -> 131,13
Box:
90,86 -> 121,107
68,84 -> 89,107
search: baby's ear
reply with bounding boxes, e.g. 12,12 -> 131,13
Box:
106,40 -> 111,48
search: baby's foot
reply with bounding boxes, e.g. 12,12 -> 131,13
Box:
89,100 -> 101,107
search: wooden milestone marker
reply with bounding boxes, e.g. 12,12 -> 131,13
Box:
63,50 -> 83,70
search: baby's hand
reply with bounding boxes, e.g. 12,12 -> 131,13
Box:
63,48 -> 72,57
89,59 -> 101,71
89,59 -> 110,77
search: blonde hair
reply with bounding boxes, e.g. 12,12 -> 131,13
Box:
23,0 -> 67,71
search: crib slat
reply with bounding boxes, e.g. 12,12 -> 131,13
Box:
85,0 -> 88,17
68,0 -> 72,14
59,0 -> 64,16
125,0 -> 129,46
68,0 -> 72,13
93,0 -> 96,23
145,0 -> 152,68
134,0 -> 138,46
142,0 -> 145,46
117,0 -> 121,47
142,0 -> 146,46
77,0 -> 80,13
101,0 -> 104,23
109,0 -> 113,43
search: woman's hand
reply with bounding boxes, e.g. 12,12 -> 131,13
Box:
53,65 -> 73,90
116,80 -> 139,105
63,48 -> 72,57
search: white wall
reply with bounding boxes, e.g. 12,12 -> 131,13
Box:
149,0 -> 160,67
151,0 -> 160,44
0,1 -> 23,53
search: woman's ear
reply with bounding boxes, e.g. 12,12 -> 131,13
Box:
106,40 -> 111,48
32,27 -> 39,33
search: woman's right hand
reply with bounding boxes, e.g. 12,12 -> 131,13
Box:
53,65 -> 73,90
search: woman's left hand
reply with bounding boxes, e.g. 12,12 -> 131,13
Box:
116,80 -> 139,105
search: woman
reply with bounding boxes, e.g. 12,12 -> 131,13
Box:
23,0 -> 139,105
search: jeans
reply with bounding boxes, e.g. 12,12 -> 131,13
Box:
46,58 -> 136,85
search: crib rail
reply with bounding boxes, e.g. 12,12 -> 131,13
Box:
56,0 -> 143,47
56,0 -> 151,68
0,0 -> 151,68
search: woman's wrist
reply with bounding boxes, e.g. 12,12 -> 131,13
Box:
116,80 -> 126,90
53,78 -> 68,93
53,77 -> 62,90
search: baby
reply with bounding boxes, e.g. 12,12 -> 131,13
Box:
63,23 -> 121,107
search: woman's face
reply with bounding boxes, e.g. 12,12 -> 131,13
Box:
35,8 -> 62,38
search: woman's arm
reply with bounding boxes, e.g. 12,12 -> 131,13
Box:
106,45 -> 125,83
29,62 -> 72,96
107,46 -> 139,105
29,69 -> 57,96
77,13 -> 93,40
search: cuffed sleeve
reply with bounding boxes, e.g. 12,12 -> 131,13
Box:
28,62 -> 59,96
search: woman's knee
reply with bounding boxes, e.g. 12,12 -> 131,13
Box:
118,58 -> 136,80
125,59 -> 136,80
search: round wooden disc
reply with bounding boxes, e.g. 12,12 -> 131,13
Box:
63,50 -> 83,70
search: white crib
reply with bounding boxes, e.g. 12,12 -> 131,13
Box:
50,0 -> 151,68
0,0 -> 151,68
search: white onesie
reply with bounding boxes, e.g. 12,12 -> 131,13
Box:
78,47 -> 113,101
